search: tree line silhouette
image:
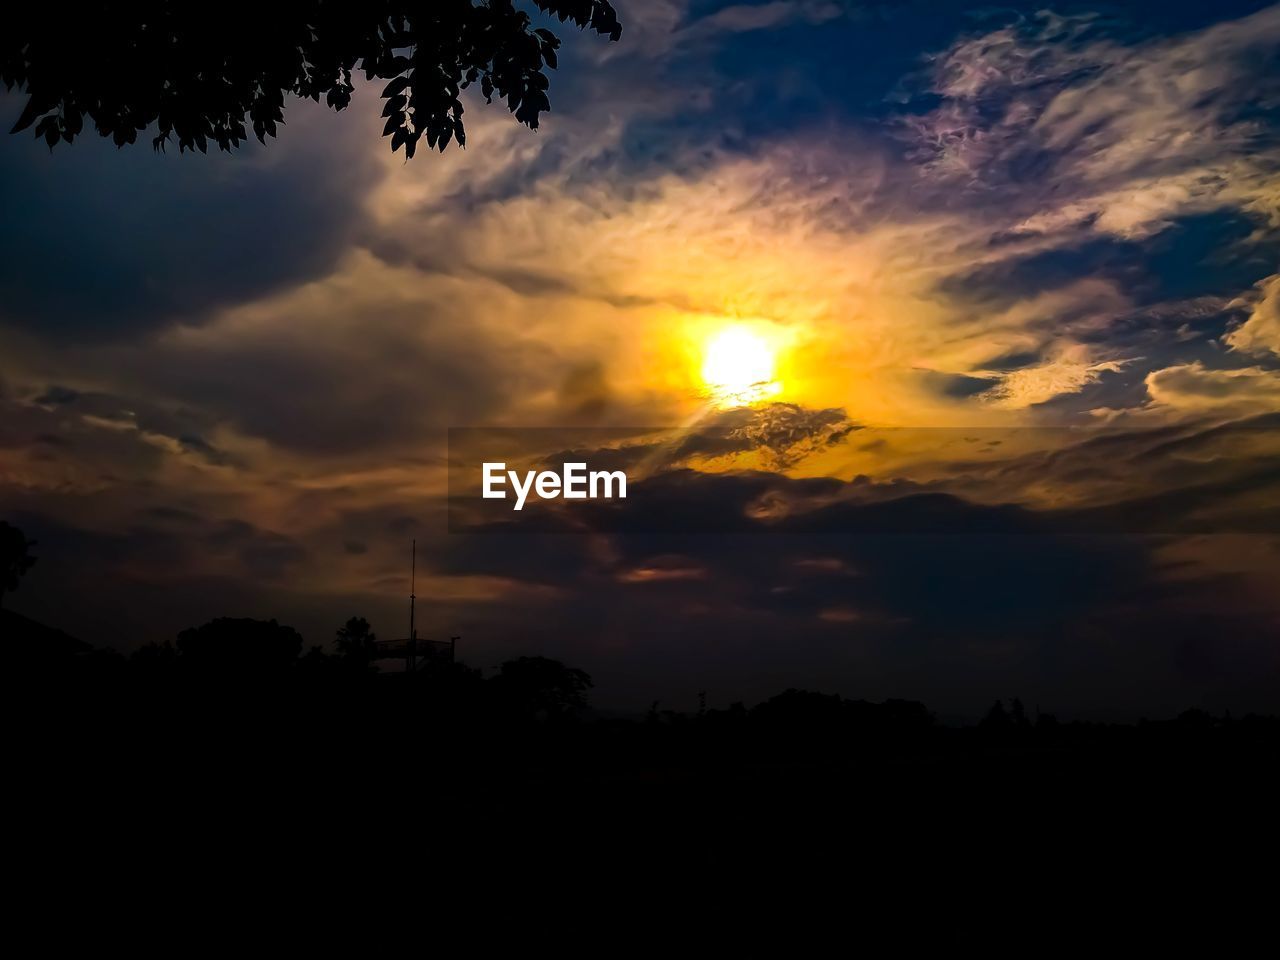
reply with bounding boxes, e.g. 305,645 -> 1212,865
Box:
3,518 -> 1276,743
6,545 -> 1267,952
5,516 -> 1277,885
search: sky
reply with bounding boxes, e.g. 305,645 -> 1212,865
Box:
1,0 -> 1278,718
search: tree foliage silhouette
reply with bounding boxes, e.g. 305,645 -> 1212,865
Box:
2,2 -> 622,158
176,617 -> 304,675
335,616 -> 378,669
0,521 -> 37,607
491,655 -> 592,717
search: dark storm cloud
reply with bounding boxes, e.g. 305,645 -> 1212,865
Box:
13,506 -> 309,584
0,96 -> 379,339
433,456 -> 1279,715
33,385 -> 81,406
123,291 -> 546,457
913,369 -> 995,399
202,519 -> 308,581
8,382 -> 235,467
433,405 -> 1280,695
0,391 -> 163,477
0,509 -> 314,646
968,415 -> 1280,494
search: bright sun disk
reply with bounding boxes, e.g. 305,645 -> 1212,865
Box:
701,326 -> 779,406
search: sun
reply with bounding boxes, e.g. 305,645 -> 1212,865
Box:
701,325 -> 780,406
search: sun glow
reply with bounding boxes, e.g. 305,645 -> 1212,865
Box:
701,326 -> 780,407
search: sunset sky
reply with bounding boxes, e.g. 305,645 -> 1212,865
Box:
2,0 -> 1278,717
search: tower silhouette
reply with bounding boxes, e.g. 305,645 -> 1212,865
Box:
373,539 -> 456,670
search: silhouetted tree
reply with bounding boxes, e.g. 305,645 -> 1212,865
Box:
1176,708 -> 1217,729
335,616 -> 378,671
980,699 -> 1011,732
297,643 -> 339,676
491,655 -> 591,718
751,689 -> 847,729
130,640 -> 179,675
3,3 -> 621,157
0,521 -> 37,608
176,617 -> 303,676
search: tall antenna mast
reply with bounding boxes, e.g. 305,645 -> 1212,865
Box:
408,538 -> 417,672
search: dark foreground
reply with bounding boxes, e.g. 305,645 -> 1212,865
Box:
7,609 -> 1278,940
18,668 -> 1279,844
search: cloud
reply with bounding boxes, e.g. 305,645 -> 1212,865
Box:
1225,274 -> 1280,357
679,1 -> 844,42
434,445 -> 1280,713
0,95 -> 382,339
1145,361 -> 1280,414
905,6 -> 1280,240
979,345 -> 1131,409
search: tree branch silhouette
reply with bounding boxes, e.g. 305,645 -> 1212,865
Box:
2,2 -> 622,157
0,521 -> 37,608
